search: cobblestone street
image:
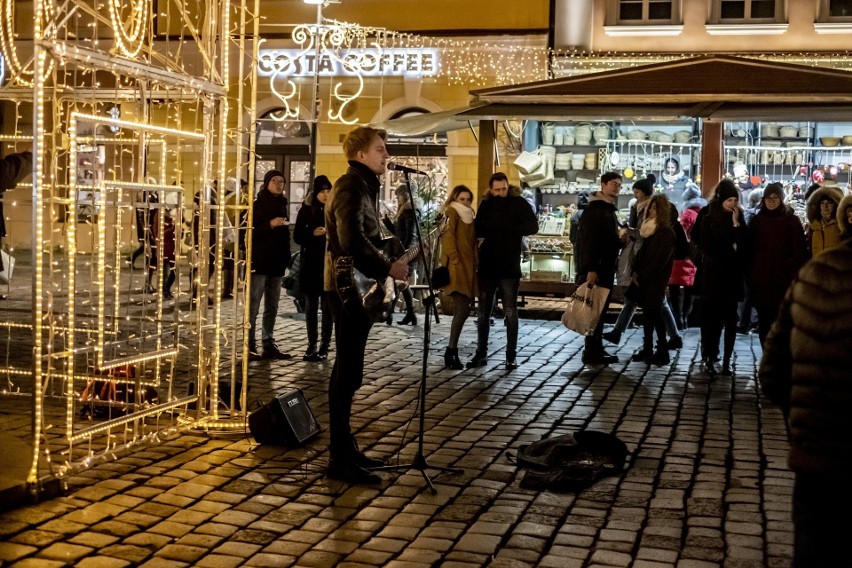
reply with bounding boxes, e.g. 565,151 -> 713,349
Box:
0,304 -> 792,568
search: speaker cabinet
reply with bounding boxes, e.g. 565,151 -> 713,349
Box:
248,389 -> 321,445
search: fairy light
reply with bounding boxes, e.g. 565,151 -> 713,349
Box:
106,0 -> 148,58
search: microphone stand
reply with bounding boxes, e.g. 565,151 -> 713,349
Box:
371,169 -> 462,493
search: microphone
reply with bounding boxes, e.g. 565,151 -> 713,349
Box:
387,162 -> 428,175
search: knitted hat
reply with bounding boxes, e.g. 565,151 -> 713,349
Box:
312,175 -> 331,197
715,179 -> 739,202
633,174 -> 656,197
762,183 -> 784,206
262,169 -> 284,190
681,182 -> 701,203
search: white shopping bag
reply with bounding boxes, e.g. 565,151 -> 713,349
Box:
561,283 -> 609,336
0,250 -> 14,284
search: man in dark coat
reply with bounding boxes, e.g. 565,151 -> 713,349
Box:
0,149 -> 33,296
466,172 -> 538,370
574,171 -> 624,365
759,238 -> 852,567
325,126 -> 408,484
248,169 -> 292,360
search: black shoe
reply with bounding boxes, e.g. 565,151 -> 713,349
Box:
632,348 -> 654,362
248,350 -> 262,362
720,359 -> 732,376
444,348 -> 463,370
327,461 -> 382,485
702,357 -> 719,376
262,346 -> 292,360
505,357 -> 518,370
467,351 -> 487,368
162,291 -> 173,300
602,329 -> 622,345
666,335 -> 683,350
317,343 -> 329,360
303,347 -> 321,362
398,311 -> 417,325
650,349 -> 671,366
143,283 -> 156,294
353,451 -> 385,470
582,350 -> 618,365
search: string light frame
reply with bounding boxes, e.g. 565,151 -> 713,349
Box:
7,0 -> 260,489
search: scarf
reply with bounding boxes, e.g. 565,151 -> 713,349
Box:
449,201 -> 474,224
639,217 -> 658,239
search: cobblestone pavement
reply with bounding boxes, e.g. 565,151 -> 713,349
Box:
0,304 -> 792,568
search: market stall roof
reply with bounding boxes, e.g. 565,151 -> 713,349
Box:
371,55 -> 852,133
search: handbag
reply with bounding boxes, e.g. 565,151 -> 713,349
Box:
561,283 -> 610,336
0,250 -> 14,284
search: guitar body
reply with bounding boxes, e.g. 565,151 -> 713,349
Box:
335,236 -> 417,323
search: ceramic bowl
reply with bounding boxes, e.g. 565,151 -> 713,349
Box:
842,135 -> 852,146
820,137 -> 841,147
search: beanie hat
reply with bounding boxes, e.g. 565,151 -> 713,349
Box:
633,174 -> 656,197
262,169 -> 284,191
715,179 -> 739,202
681,182 -> 700,203
762,183 -> 784,206
312,175 -> 332,197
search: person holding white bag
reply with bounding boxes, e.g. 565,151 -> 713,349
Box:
573,171 -> 625,365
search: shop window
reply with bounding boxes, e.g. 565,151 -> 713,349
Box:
711,0 -> 784,22
255,110 -> 310,146
609,0 -> 678,24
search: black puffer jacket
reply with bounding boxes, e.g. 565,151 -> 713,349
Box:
574,192 -> 621,288
759,238 -> 852,474
293,198 -> 326,293
694,201 -> 747,302
251,188 -> 290,276
324,161 -> 391,291
475,194 -> 538,279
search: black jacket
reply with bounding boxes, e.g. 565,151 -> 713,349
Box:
391,205 -> 418,249
293,199 -> 326,293
475,194 -> 538,279
0,151 -> 33,238
324,161 -> 391,291
251,188 -> 291,276
574,194 -> 621,288
694,202 -> 747,302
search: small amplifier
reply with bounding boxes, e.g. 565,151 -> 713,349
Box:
248,388 -> 321,445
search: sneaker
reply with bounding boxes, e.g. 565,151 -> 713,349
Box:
262,346 -> 292,360
582,350 -> 618,365
303,348 -> 322,362
667,335 -> 683,350
602,329 -> 622,345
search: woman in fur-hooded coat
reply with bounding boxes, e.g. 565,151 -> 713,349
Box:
806,184 -> 843,257
838,193 -> 852,242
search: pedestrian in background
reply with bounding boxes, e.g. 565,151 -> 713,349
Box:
693,179 -> 747,376
759,237 -> 852,568
440,185 -> 477,370
838,193 -> 852,242
669,183 -> 705,330
385,184 -> 419,325
574,172 -> 624,366
467,172 -> 538,370
630,193 -> 676,365
247,170 -> 292,361
806,184 -> 842,257
294,175 -> 333,362
746,182 -> 808,347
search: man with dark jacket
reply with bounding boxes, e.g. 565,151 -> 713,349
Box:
466,172 -> 538,370
325,126 -> 408,484
248,169 -> 292,360
758,238 -> 852,567
574,172 -> 624,365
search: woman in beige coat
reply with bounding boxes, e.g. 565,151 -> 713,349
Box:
441,185 -> 477,370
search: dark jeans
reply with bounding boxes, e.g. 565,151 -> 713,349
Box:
328,292 -> 372,462
700,294 -> 738,362
642,300 -> 666,352
476,277 -> 520,357
304,291 -> 333,348
248,274 -> 282,349
669,284 -> 695,328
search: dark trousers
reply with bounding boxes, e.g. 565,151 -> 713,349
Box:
794,472 -> 852,567
669,284 -> 695,329
700,295 -> 738,361
586,288 -> 613,354
641,300 -> 666,352
328,292 -> 372,462
476,277 -> 520,357
755,304 -> 780,348
304,291 -> 333,348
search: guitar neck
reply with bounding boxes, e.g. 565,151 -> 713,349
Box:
397,244 -> 421,265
